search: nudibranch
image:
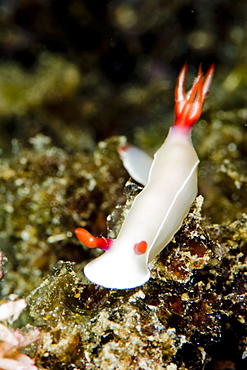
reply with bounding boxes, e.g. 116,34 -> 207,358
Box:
76,63 -> 214,289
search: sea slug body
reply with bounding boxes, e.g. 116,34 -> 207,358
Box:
76,63 -> 214,289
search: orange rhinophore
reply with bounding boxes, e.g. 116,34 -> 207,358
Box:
75,228 -> 112,250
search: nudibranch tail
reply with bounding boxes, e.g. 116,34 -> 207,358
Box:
117,145 -> 153,186
75,228 -> 112,251
174,63 -> 214,127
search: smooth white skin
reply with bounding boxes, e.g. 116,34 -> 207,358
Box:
84,126 -> 199,289
118,145 -> 153,186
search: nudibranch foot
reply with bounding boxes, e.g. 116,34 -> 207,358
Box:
84,247 -> 150,289
174,63 -> 214,127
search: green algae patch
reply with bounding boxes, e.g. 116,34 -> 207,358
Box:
0,135 -> 128,296
0,53 -> 80,117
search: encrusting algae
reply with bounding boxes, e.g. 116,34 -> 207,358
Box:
25,196 -> 247,369
1,104 -> 247,369
0,135 -> 128,296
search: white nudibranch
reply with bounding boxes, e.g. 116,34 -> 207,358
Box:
76,63 -> 214,289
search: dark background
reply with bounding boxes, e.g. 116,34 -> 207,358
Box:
0,0 -> 246,151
